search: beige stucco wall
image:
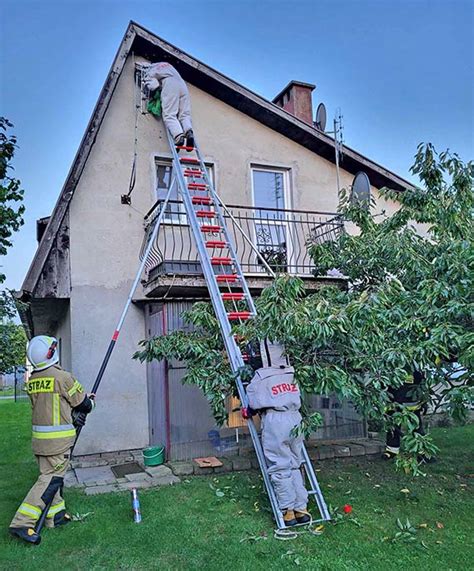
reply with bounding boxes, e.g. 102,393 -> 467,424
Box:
56,304 -> 72,373
67,54 -> 401,454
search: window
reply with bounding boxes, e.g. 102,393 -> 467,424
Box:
252,169 -> 285,211
156,161 -> 185,223
155,159 -> 213,224
251,167 -> 289,272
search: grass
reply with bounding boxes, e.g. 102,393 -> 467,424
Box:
0,387 -> 15,397
0,400 -> 473,571
0,386 -> 28,398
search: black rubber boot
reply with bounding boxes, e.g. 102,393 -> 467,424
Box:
174,134 -> 185,150
9,527 -> 41,545
185,130 -> 195,151
54,510 -> 72,527
381,450 -> 398,461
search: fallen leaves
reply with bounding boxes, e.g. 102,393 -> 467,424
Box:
390,518 -> 418,544
240,531 -> 268,543
281,550 -> 302,566
71,512 -> 93,522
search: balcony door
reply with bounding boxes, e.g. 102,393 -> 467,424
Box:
251,167 -> 291,273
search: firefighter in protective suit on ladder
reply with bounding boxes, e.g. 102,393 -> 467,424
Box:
142,61 -> 194,149
242,341 -> 311,527
9,336 -> 96,545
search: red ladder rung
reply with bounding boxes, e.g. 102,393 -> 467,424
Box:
180,157 -> 199,164
196,210 -> 216,218
211,257 -> 232,265
192,196 -> 212,205
176,146 -> 195,151
184,169 -> 203,177
216,274 -> 239,283
227,311 -> 252,320
221,292 -> 245,301
188,182 -> 208,190
200,225 -> 221,232
205,240 -> 226,248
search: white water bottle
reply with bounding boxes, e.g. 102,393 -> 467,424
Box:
131,488 -> 142,523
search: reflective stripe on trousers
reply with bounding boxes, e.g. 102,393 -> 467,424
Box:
47,500 -> 65,518
10,453 -> 70,529
18,502 -> 42,521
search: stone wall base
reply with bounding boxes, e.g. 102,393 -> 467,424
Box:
69,438 -> 384,481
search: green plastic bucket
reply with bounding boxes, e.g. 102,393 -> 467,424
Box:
143,445 -> 165,467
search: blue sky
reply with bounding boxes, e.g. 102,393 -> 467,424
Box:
1,0 -> 473,294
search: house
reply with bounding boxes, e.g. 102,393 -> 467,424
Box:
17,22 -> 411,460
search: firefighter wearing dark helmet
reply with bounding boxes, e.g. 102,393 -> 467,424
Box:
382,369 -> 427,460
9,336 -> 95,545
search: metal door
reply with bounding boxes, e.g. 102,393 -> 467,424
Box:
145,304 -> 170,454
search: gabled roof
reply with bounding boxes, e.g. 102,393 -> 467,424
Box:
21,21 -> 412,295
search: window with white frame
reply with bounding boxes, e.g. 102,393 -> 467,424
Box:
155,159 -> 214,223
252,168 -> 286,211
251,167 -> 289,271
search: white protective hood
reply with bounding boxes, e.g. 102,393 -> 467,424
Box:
259,340 -> 288,368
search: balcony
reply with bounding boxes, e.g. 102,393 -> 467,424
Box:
143,200 -> 343,285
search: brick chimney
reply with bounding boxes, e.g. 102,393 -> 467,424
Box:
272,80 -> 316,126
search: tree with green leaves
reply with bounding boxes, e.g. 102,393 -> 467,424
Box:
0,322 -> 27,374
1,117 -> 25,320
1,117 -> 25,282
134,144 -> 473,474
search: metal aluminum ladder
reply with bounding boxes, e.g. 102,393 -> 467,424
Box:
163,128 -> 330,529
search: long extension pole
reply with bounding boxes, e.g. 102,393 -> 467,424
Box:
36,177 -> 176,535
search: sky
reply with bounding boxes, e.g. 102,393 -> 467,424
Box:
1,0 -> 473,296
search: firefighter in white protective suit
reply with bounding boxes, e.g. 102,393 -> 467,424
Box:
143,61 -> 194,148
242,341 -> 311,527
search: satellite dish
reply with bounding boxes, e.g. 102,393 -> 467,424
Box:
351,171 -> 371,204
315,103 -> 327,131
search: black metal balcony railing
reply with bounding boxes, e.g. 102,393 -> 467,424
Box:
145,200 -> 343,279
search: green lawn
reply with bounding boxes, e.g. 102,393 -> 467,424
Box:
0,386 -> 27,398
1,400 -> 472,571
0,387 -> 15,397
